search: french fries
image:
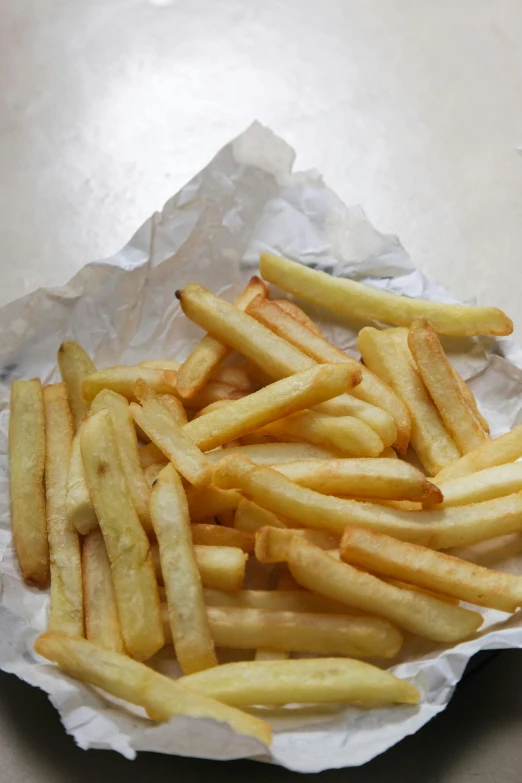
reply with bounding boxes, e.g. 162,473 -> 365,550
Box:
437,463 -> 522,507
340,526 -> 522,613
204,442 -> 340,465
43,384 -> 84,636
185,381 -> 246,410
150,465 -> 217,673
272,298 -> 323,335
408,318 -> 488,454
66,427 -> 98,535
57,341 -> 96,428
203,588 -> 351,614
234,499 -> 288,533
260,252 -> 513,337
191,524 -> 255,553
82,530 -> 125,653
255,527 -> 340,564
451,368 -> 489,433
83,366 -> 178,402
185,485 -> 241,522
435,423 -> 522,483
152,544 -> 247,591
176,276 -> 268,400
9,379 -> 49,588
34,632 -> 271,747
288,540 -> 483,643
81,410 -> 163,660
132,380 -> 211,488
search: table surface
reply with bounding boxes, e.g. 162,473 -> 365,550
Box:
1,0 -> 522,780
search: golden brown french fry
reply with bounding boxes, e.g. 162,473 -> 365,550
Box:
260,252 -> 513,337
408,319 -> 488,454
288,540 -> 482,643
9,379 -> 49,588
34,632 -> 271,747
437,463 -> 522,508
451,367 -> 489,433
66,427 -> 98,536
272,299 -> 323,335
435,423 -> 522,483
150,465 -> 217,673
184,364 -> 359,452
247,295 -> 410,452
176,276 -> 269,400
191,524 -> 255,553
83,366 -> 178,402
358,326 -> 460,475
131,380 -> 211,488
205,442 -> 340,465
81,410 -> 163,660
234,499 -> 289,533
340,525 -> 522,613
82,530 -> 125,653
43,384 -> 83,636
91,390 -> 152,534
255,527 -> 340,564
152,544 -> 247,591
274,458 -> 442,502
180,657 -> 419,707
186,485 -> 241,522
57,341 -> 96,428
203,588 -> 351,614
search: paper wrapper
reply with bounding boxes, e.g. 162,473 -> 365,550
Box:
1,122 -> 522,773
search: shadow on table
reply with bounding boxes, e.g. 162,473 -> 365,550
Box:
2,650 -> 522,782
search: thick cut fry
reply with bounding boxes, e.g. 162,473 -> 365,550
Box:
288,541 -> 482,643
272,299 -> 323,336
275,458 -> 442,502
132,380 -> 211,488
205,442 -> 340,465
34,632 -> 271,747
184,364 -> 359,452
260,252 -> 513,337
91,390 -> 152,533
255,527 -> 340,564
191,524 -> 255,553
9,379 -> 49,588
186,485 -> 241,522
152,544 -> 247,591
435,424 -> 522,483
358,327 -> 460,475
83,366 -> 178,402
247,295 -> 410,452
176,277 -> 269,400
66,427 -> 98,535
80,411 -> 163,660
203,588 -> 351,614
451,367 -> 489,433
340,526 -> 522,613
408,319 -> 488,454
82,530 -> 125,653
43,384 -> 83,636
437,464 -> 522,508
180,657 -> 419,707
57,341 -> 96,428
234,499 -> 289,533
150,465 -> 217,674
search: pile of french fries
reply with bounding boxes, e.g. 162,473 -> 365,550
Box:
9,251 -> 522,750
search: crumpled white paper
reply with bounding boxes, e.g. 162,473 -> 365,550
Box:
1,122 -> 522,773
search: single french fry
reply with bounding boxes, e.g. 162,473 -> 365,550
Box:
358,327 -> 461,475
274,458 -> 442,502
408,319 -> 488,454
9,379 -> 49,588
81,410 -> 163,660
132,380 -> 211,488
247,295 -> 410,451
82,530 -> 125,653
234,499 -> 289,533
272,299 -> 323,336
451,367 -> 489,433
288,540 -> 482,643
191,523 -> 254,553
57,341 -> 96,428
186,485 -> 241,522
435,423 -> 522,483
184,364 -> 359,452
255,527 -> 340,564
203,588 -> 351,614
66,426 -> 98,535
180,657 -> 419,707
43,384 -> 83,636
205,442 -> 340,465
254,650 -> 289,661
34,632 -> 271,747
83,366 -> 178,402
176,276 -> 269,400
340,525 -> 522,613
260,252 -> 513,337
437,463 -> 522,508
152,544 -> 247,591
158,394 -> 188,424
91,390 -> 152,534
150,465 -> 217,673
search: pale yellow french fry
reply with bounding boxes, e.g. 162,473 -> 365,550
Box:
191,523 -> 255,553
186,485 -> 241,522
180,657 -> 419,706
82,530 -> 125,653
234,499 -> 289,533
66,427 -> 98,536
91,390 -> 152,534
57,341 -> 96,428
176,276 -> 269,400
247,295 -> 410,452
132,380 -> 211,488
437,463 -> 522,508
451,367 -> 489,433
184,364 -> 359,452
260,252 -> 513,337
435,424 -> 522,483
9,379 -> 49,588
254,650 -> 289,661
274,458 -> 442,502
288,540 -> 482,643
152,544 -> 247,591
83,366 -> 178,402
81,410 -> 163,661
203,588 -> 352,614
205,442 -> 340,465
255,527 -> 340,564
358,326 -> 460,475
272,299 -> 323,335
340,525 -> 522,613
34,632 -> 271,747
43,384 -> 83,636
158,394 -> 188,423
